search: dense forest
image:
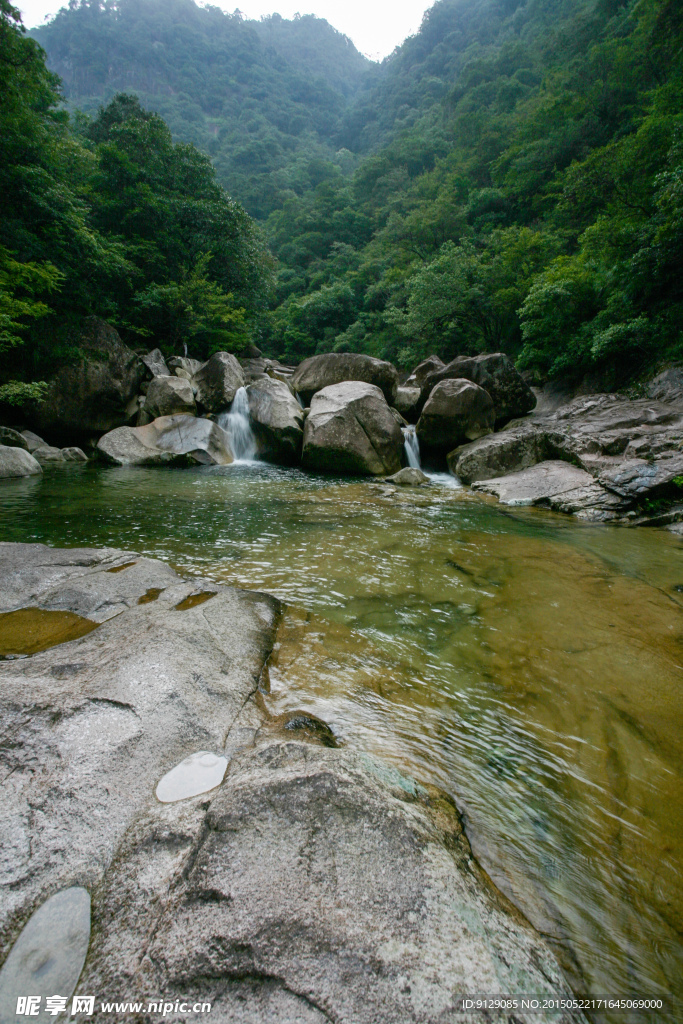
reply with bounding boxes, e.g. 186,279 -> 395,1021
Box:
1,0 -> 682,406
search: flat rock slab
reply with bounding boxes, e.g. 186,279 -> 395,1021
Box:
0,543 -> 584,1024
80,741 -> 584,1024
472,460 -> 626,519
0,543 -> 280,975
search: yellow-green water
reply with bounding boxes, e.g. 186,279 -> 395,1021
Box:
1,463 -> 681,1016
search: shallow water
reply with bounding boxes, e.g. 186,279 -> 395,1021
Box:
0,608 -> 98,656
1,462 -> 681,1016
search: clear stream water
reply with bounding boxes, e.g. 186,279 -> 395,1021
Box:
1,461 -> 681,1019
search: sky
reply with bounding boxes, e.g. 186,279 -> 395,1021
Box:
18,0 -> 433,60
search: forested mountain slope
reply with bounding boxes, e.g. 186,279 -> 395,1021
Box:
265,0 -> 683,386
11,0 -> 683,393
31,0 -> 373,217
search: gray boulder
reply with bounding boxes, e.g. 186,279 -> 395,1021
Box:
393,385 -> 421,421
472,461 -> 627,520
193,352 -> 245,412
598,454 -> 683,499
292,352 -> 399,406
0,428 -> 28,450
646,366 -> 683,403
417,379 -> 495,454
385,466 -> 431,486
32,446 -> 66,464
35,317 -> 145,437
168,356 -> 204,377
61,447 -> 88,463
0,446 -> 42,479
422,352 -> 536,423
141,348 -> 170,378
403,353 -> 444,387
448,425 -> 595,483
19,430 -> 48,453
302,381 -> 404,476
97,415 -> 233,467
144,376 -> 196,419
246,378 -> 304,466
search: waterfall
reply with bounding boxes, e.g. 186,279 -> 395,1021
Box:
402,425 -> 421,468
217,387 -> 257,462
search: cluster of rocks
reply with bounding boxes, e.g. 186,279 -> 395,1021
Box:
4,313 -> 683,526
449,378 -> 683,523
0,427 -> 87,480
0,542 -> 585,1023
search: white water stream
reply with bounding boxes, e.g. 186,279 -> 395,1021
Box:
218,387 -> 258,462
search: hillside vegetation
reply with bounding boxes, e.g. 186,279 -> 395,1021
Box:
31,0 -> 372,218
2,0 -> 682,403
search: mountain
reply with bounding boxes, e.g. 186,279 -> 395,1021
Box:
31,0 -> 374,218
17,0 -> 683,388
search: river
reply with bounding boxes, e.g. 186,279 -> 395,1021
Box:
1,461 -> 681,1018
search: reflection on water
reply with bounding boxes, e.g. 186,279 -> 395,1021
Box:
0,462 -> 681,1015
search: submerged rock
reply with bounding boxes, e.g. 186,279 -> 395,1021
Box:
97,414 -> 233,466
144,375 -> 196,418
0,445 -> 42,479
417,378 -> 495,454
292,352 -> 399,406
193,352 -> 245,412
0,542 -> 583,1023
302,381 -> 403,476
422,352 -> 536,423
32,445 -> 66,464
246,377 -> 304,465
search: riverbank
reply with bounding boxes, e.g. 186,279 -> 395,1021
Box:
0,541 -> 586,1023
0,465 -> 680,1018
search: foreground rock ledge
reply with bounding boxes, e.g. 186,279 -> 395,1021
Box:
0,544 -> 583,1024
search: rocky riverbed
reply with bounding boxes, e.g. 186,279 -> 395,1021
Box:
3,320 -> 683,529
0,542 -> 589,1024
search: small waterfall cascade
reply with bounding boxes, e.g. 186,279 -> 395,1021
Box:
402,425 -> 421,468
217,387 -> 258,462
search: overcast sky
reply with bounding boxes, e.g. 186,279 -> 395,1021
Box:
18,0 -> 433,60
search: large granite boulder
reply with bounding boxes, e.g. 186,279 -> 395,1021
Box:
598,454 -> 683,499
193,352 -> 245,412
32,446 -> 66,464
472,461 -> 628,520
0,446 -> 42,479
302,381 -> 403,476
422,352 -> 536,423
448,425 -> 596,483
35,318 -> 145,438
393,385 -> 421,422
19,430 -> 48,453
292,353 -> 399,407
0,542 -> 583,1024
246,378 -> 304,466
144,376 -> 196,419
404,353 -> 444,387
97,415 -> 233,466
0,428 -> 29,450
416,379 -> 495,454
168,355 -> 204,378
141,348 -> 170,378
